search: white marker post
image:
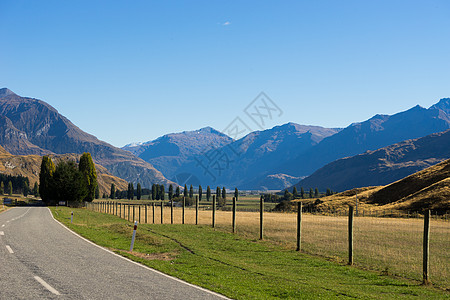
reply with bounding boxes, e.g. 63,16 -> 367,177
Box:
130,221 -> 138,252
71,211 -> 73,223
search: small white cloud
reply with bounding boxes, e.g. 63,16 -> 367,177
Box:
222,21 -> 231,26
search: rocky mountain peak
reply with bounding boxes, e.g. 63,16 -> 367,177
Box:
0,88 -> 18,97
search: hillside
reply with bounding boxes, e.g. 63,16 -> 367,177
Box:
292,130 -> 450,192
0,146 -> 127,195
0,88 -> 173,188
307,159 -> 450,213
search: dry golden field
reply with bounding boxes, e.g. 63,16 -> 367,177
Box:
92,202 -> 449,289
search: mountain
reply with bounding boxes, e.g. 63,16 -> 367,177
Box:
122,127 -> 233,180
274,98 -> 450,181
174,123 -> 341,188
0,146 -> 128,194
310,158 -> 450,213
0,88 -> 173,188
291,130 -> 450,192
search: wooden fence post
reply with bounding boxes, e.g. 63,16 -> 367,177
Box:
423,210 -> 431,285
119,203 -> 122,218
195,196 -> 199,225
171,198 -> 174,224
139,205 -> 141,223
212,195 -> 216,228
182,197 -> 185,224
145,205 -> 147,224
297,201 -> 302,251
348,205 -> 354,265
133,205 -> 136,222
161,201 -> 164,224
152,203 -> 155,224
128,204 -> 131,222
232,197 -> 236,233
260,196 -> 264,240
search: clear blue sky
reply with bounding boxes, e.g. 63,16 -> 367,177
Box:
1,0 -> 449,147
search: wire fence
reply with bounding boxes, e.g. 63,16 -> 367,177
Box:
86,198 -> 449,289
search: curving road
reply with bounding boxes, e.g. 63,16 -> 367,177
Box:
0,207 -> 228,299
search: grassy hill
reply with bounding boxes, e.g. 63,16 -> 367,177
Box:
0,146 -> 127,195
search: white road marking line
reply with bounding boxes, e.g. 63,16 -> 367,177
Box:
6,245 -> 14,253
0,231 -> 4,235
34,276 -> 61,295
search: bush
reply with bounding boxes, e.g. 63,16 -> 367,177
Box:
273,200 -> 294,212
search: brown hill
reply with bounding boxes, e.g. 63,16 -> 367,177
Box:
307,159 -> 450,213
0,146 -> 127,195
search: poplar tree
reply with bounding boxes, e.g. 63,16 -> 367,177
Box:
160,185 -> 165,200
300,187 -> 305,199
293,187 -> 298,199
137,183 -> 142,200
79,152 -> 97,202
189,184 -> 194,199
309,188 -> 313,198
222,187 -> 226,200
110,183 -> 115,199
7,181 -> 12,195
168,184 -> 173,200
0,181 -> 4,195
151,184 -> 156,200
234,187 -> 239,201
39,155 -> 56,203
184,184 -> 188,198
206,186 -> 211,201
198,185 -> 202,201
175,186 -> 180,198
216,186 -> 221,200
314,188 -> 319,198
95,185 -> 99,199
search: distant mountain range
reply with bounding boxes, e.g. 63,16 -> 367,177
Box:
291,129 -> 450,192
0,88 -> 173,188
125,98 -> 449,190
2,87 -> 449,192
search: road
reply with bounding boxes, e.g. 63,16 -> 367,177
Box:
0,207 -> 228,299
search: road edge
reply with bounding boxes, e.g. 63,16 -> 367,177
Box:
47,207 -> 230,300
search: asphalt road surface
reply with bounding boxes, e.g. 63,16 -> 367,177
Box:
0,207 -> 228,299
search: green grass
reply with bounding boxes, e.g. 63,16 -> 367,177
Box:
51,207 -> 448,299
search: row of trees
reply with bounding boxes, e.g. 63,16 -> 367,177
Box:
39,153 -> 98,205
0,174 -> 35,196
108,183 -> 240,207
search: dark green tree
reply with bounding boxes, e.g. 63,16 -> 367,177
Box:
39,155 -> 56,203
0,181 -> 4,195
206,186 -> 211,201
33,182 -> 39,197
314,188 -> 319,197
79,152 -> 97,202
198,185 -> 202,201
222,187 -> 226,200
175,186 -> 180,198
284,189 -> 293,201
216,186 -> 221,200
110,183 -> 116,199
293,187 -> 298,199
151,184 -> 156,200
184,184 -> 188,198
136,183 -> 142,200
189,184 -> 194,199
160,185 -> 165,200
309,188 -> 313,198
234,187 -> 239,201
127,183 -> 131,200
300,187 -> 305,199
52,161 -> 87,204
168,184 -> 173,200
94,185 -> 99,199
155,184 -> 161,200
7,181 -> 13,195
130,183 -> 134,200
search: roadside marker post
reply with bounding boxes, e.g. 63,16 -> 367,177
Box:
130,221 -> 138,252
71,211 -> 73,224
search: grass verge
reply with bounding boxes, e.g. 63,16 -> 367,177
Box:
51,207 -> 448,299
